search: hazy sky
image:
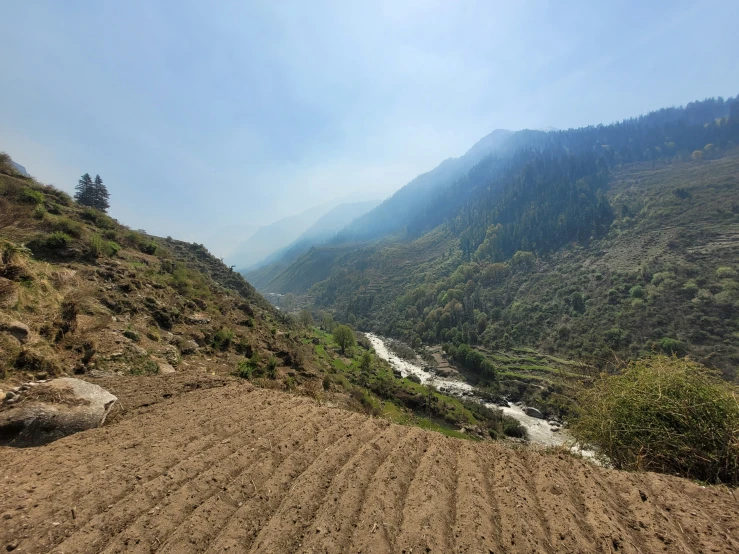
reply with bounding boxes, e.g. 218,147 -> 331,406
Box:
1,1 -> 738,251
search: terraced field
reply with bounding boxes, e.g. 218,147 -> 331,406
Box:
1,377 -> 737,554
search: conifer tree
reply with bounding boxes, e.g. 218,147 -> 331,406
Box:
92,174 -> 110,212
74,173 -> 110,212
74,173 -> 95,207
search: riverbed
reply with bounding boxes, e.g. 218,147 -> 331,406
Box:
366,333 -> 593,454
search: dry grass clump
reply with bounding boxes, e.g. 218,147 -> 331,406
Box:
571,355 -> 739,485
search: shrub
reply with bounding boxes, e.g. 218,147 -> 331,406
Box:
502,417 -> 527,439
32,204 -> 46,219
717,267 -> 737,279
571,355 -> 739,485
658,337 -> 685,356
124,231 -> 158,255
237,354 -> 262,379
50,216 -> 84,238
212,327 -> 234,351
81,207 -> 116,229
88,234 -> 120,258
267,355 -> 278,378
629,285 -> 645,299
45,231 -> 73,249
20,187 -> 45,205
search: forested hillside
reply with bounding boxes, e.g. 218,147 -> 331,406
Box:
256,97 -> 739,379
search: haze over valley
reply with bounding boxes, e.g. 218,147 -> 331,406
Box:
2,2 -> 739,553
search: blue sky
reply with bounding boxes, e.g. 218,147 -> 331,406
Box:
1,1 -> 737,254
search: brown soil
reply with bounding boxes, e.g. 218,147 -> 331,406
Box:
1,379 -> 738,554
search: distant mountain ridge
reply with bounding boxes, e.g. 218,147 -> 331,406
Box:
226,202 -> 339,271
230,199 -> 379,273
244,200 -> 379,289
334,129 -> 514,243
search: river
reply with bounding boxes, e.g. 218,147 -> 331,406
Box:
366,333 -> 594,456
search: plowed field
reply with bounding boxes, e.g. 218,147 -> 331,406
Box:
1,378 -> 737,553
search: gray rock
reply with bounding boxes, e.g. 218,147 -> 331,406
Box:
155,359 -> 176,374
180,340 -> 199,355
0,378 -> 117,447
160,345 -> 181,366
4,321 -> 30,343
186,313 -> 211,325
524,406 -> 544,419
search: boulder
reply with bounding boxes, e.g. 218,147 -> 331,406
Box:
180,340 -> 200,355
0,378 -> 117,447
155,359 -> 176,374
159,344 -> 181,366
3,321 -> 30,343
524,406 -> 544,419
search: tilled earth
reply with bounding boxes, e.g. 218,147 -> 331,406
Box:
1,377 -> 738,554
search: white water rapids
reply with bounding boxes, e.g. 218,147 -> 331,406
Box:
366,333 -> 595,457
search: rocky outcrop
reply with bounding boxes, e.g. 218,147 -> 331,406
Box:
524,406 -> 544,419
0,378 -> 117,447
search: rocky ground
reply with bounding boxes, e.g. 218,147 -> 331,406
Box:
1,373 -> 737,554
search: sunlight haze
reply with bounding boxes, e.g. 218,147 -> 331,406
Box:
1,0 -> 737,252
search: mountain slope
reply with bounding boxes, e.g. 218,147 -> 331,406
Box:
334,129 -> 514,243
260,96 -> 739,377
1,162 -> 523,441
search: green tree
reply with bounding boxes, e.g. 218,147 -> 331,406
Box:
298,308 -> 313,327
360,350 -> 373,372
333,324 -> 355,355
321,313 -> 335,332
92,174 -> 110,212
74,173 -> 95,207
74,173 -> 110,212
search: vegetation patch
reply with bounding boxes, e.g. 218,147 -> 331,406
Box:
571,355 -> 739,485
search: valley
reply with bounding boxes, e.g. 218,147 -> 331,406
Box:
1,92 -> 739,553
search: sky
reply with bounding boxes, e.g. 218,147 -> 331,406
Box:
1,0 -> 738,255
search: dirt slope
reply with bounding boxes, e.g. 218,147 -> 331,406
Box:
1,381 -> 737,554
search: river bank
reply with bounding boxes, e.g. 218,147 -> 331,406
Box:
366,333 -> 594,456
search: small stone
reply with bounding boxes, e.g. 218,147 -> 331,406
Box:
6,540 -> 19,551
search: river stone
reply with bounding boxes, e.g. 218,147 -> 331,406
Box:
524,406 -> 544,419
0,378 -> 117,447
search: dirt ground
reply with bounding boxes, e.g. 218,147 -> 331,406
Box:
1,375 -> 738,554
